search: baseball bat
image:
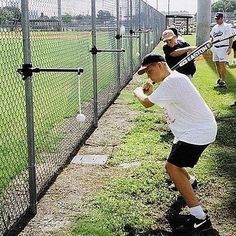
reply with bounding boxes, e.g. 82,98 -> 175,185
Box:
171,33 -> 236,70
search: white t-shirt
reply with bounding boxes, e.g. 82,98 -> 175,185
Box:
210,22 -> 233,47
148,71 -> 217,145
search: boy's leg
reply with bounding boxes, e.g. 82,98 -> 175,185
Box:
166,141 -> 208,217
165,142 -> 212,232
165,162 -> 199,207
168,167 -> 197,191
179,167 -> 193,181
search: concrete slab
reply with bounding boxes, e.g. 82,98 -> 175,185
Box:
71,154 -> 108,165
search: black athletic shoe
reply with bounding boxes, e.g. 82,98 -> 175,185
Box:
230,101 -> 236,107
215,79 -> 227,88
172,214 -> 212,234
168,179 -> 198,191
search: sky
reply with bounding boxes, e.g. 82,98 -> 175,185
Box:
146,0 -> 213,14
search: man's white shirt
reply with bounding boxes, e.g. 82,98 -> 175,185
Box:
210,22 -> 234,47
148,71 -> 217,145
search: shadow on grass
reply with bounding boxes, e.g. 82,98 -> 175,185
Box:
159,130 -> 173,144
137,228 -> 220,236
199,54 -> 236,225
210,117 -> 236,222
129,196 -> 220,236
215,117 -> 236,147
165,196 -> 220,236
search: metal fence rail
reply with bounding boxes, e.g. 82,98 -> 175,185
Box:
0,0 -> 165,235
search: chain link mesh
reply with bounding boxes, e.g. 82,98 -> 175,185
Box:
0,0 -> 29,233
0,0 -> 165,234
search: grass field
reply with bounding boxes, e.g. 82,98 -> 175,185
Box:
63,34 -> 236,236
0,30 -> 143,194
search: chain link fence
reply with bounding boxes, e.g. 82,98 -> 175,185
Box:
0,0 -> 165,235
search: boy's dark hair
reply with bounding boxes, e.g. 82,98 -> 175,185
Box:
169,27 -> 178,37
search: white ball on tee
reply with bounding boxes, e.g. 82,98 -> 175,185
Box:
76,113 -> 86,122
120,25 -> 126,34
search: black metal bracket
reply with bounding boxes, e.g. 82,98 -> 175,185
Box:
17,64 -> 83,80
115,34 -> 122,40
129,29 -> 135,35
122,29 -> 140,39
89,46 -> 102,55
138,28 -> 150,33
90,46 -> 125,54
122,35 -> 140,39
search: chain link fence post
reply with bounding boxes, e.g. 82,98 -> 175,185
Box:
129,0 -> 133,77
21,0 -> 37,216
91,0 -> 98,128
116,0 -> 121,93
138,0 -> 142,63
57,0 -> 62,31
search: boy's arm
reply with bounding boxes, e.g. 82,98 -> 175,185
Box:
133,87 -> 154,108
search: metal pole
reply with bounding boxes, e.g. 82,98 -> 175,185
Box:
91,0 -> 98,127
144,3 -> 148,54
168,0 -> 170,15
116,0 -> 121,92
186,18 -> 189,35
58,0 -> 62,31
129,0 -> 133,77
21,0 -> 37,215
196,0 -> 211,46
138,0 -> 142,62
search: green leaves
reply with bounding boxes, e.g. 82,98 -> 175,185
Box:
211,0 -> 236,12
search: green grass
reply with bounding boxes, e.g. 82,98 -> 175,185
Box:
65,35 -> 236,236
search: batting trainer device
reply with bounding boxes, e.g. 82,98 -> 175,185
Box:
171,33 -> 236,71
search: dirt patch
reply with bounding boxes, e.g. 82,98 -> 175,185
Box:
20,79 -> 139,236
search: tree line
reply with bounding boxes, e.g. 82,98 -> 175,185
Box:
211,0 -> 236,13
0,5 -> 115,25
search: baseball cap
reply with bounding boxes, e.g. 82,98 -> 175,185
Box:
215,12 -> 223,19
137,53 -> 166,75
162,29 -> 175,42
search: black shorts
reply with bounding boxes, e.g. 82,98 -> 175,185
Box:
232,41 -> 236,51
167,141 -> 208,168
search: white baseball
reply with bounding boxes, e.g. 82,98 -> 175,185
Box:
120,25 -> 126,34
76,113 -> 86,122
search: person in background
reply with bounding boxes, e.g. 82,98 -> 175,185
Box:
134,53 -> 217,234
231,36 -> 236,65
162,29 -> 196,79
168,27 -> 186,42
210,12 -> 234,88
